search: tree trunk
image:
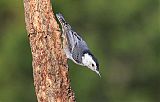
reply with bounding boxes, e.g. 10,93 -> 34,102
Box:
23,0 -> 76,102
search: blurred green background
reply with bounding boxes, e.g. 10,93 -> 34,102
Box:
0,0 -> 159,102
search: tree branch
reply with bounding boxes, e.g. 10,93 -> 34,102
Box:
23,0 -> 75,101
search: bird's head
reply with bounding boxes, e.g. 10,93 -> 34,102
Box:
82,51 -> 100,77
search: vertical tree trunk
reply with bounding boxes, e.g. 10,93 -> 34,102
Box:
23,0 -> 75,102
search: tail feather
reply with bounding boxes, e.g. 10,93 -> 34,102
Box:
56,13 -> 66,25
56,13 -> 72,31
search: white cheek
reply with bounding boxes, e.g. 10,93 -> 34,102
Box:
82,56 -> 88,66
82,54 -> 93,67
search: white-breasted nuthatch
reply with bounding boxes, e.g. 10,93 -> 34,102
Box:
56,13 -> 100,76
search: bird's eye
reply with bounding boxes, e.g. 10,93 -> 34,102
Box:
92,64 -> 95,67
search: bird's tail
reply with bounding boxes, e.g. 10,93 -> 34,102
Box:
56,13 -> 67,27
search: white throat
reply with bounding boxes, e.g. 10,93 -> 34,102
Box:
82,54 -> 92,66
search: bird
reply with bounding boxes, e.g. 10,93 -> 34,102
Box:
56,13 -> 100,77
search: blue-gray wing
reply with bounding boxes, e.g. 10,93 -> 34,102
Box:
71,34 -> 89,64
65,30 -> 77,52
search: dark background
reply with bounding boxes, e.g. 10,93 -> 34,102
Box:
0,0 -> 159,102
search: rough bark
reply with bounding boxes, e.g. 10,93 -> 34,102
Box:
23,0 -> 75,102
